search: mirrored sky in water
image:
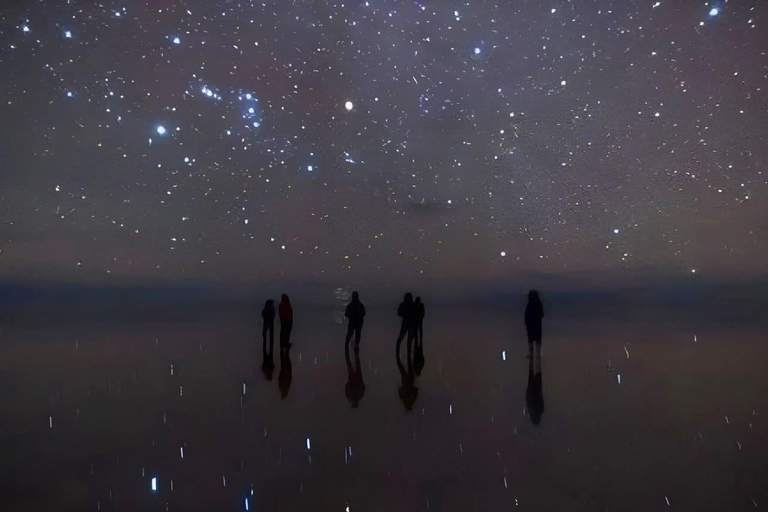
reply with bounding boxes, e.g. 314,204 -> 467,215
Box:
1,0 -> 766,287
1,303 -> 766,510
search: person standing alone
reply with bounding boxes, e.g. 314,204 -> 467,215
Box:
344,291 -> 366,350
279,294 -> 294,348
261,299 -> 275,356
524,290 -> 544,359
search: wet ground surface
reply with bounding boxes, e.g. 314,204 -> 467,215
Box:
1,301 -> 767,511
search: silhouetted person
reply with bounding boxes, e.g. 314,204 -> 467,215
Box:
345,346 -> 366,408
278,346 -> 293,399
261,299 -> 275,356
525,290 -> 544,359
396,293 -> 416,356
279,294 -> 293,348
396,351 -> 419,411
525,354 -> 544,425
414,295 -> 425,345
344,291 -> 366,350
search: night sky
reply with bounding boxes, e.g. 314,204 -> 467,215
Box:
1,1 -> 766,287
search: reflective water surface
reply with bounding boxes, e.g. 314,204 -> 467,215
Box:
1,298 -> 767,511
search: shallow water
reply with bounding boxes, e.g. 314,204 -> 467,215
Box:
1,301 -> 766,511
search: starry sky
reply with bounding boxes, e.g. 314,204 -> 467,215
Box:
0,0 -> 766,288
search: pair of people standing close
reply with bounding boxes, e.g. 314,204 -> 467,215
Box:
395,293 -> 425,356
260,294 -> 294,397
395,293 -> 425,411
261,294 -> 294,357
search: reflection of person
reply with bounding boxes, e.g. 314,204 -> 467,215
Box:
413,340 -> 425,376
345,347 -> 366,408
278,346 -> 293,399
261,299 -> 275,355
261,350 -> 274,381
525,355 -> 544,425
279,294 -> 293,348
344,291 -> 366,350
524,290 -> 544,358
396,352 -> 419,411
396,293 -> 416,356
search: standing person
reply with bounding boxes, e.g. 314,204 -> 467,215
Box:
414,297 -> 425,347
344,291 -> 366,350
261,299 -> 275,356
524,290 -> 544,359
279,294 -> 294,348
395,293 -> 415,356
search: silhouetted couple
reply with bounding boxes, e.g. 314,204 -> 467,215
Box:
395,293 -> 425,411
261,294 -> 294,354
524,289 -> 544,425
260,295 -> 294,398
395,293 -> 425,358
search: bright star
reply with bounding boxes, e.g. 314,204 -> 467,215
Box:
345,101 -> 354,111
156,125 -> 167,135
709,8 -> 719,16
172,36 -> 180,44
307,165 -> 314,171
64,30 -> 72,38
474,47 -> 481,55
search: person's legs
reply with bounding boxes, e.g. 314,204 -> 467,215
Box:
268,323 -> 274,355
396,322 -> 407,354
418,322 -> 424,347
345,323 -> 354,349
286,320 -> 293,346
406,328 -> 416,361
354,323 -> 362,347
262,323 -> 268,352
